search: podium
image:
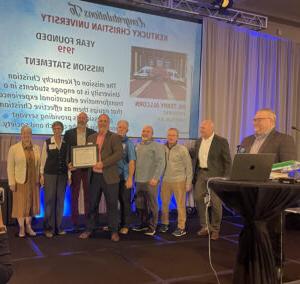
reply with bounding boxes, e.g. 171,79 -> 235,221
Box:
209,179 -> 300,284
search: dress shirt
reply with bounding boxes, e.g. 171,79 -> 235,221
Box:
198,133 -> 215,168
92,132 -> 105,173
250,128 -> 273,154
76,129 -> 86,146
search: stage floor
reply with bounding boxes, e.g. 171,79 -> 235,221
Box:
7,213 -> 300,284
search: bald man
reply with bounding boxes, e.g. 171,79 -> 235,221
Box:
64,112 -> 96,229
240,108 -> 296,270
191,120 -> 231,240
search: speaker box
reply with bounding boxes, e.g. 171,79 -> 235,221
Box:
286,212 -> 300,230
0,180 -> 14,225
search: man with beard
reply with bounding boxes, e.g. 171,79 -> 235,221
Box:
79,114 -> 123,242
132,125 -> 165,236
64,112 -> 96,229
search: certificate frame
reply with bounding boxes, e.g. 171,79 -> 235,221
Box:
71,145 -> 98,168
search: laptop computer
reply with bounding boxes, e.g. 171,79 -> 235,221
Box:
230,153 -> 276,182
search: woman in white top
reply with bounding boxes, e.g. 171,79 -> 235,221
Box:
7,126 -> 40,237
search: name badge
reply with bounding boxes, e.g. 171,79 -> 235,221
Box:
48,144 -> 56,150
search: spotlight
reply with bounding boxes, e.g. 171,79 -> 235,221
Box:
212,0 -> 233,10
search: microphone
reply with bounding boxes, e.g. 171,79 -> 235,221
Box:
291,126 -> 300,132
236,145 -> 246,153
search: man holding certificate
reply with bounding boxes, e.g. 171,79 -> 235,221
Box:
79,114 -> 123,242
64,112 -> 96,230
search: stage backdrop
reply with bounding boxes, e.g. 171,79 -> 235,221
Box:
0,0 -> 202,138
200,18 -> 300,159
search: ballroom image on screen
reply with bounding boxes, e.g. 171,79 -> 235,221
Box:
130,47 -> 187,101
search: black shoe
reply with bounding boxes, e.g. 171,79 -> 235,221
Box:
158,224 -> 169,233
132,224 -> 148,232
144,228 -> 156,236
172,228 -> 187,237
57,230 -> 66,236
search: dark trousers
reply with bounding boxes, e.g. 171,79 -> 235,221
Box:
71,169 -> 89,224
135,182 -> 158,230
86,173 -> 119,233
194,170 -> 222,232
119,180 -> 132,228
44,174 -> 67,232
0,234 -> 13,284
268,214 -> 282,267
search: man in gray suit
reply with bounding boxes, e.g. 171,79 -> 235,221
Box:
192,120 -> 231,240
79,114 -> 123,242
240,108 -> 296,268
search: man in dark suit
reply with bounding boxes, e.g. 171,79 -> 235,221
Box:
64,112 -> 96,229
79,114 -> 123,242
240,109 -> 296,162
192,120 -> 231,240
240,108 -> 296,269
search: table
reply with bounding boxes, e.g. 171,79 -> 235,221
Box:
209,179 -> 300,284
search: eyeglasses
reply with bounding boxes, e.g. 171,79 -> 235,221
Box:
253,117 -> 271,122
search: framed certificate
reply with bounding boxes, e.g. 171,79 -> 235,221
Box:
71,145 -> 98,168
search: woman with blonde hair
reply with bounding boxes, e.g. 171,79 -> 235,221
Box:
7,126 -> 40,237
